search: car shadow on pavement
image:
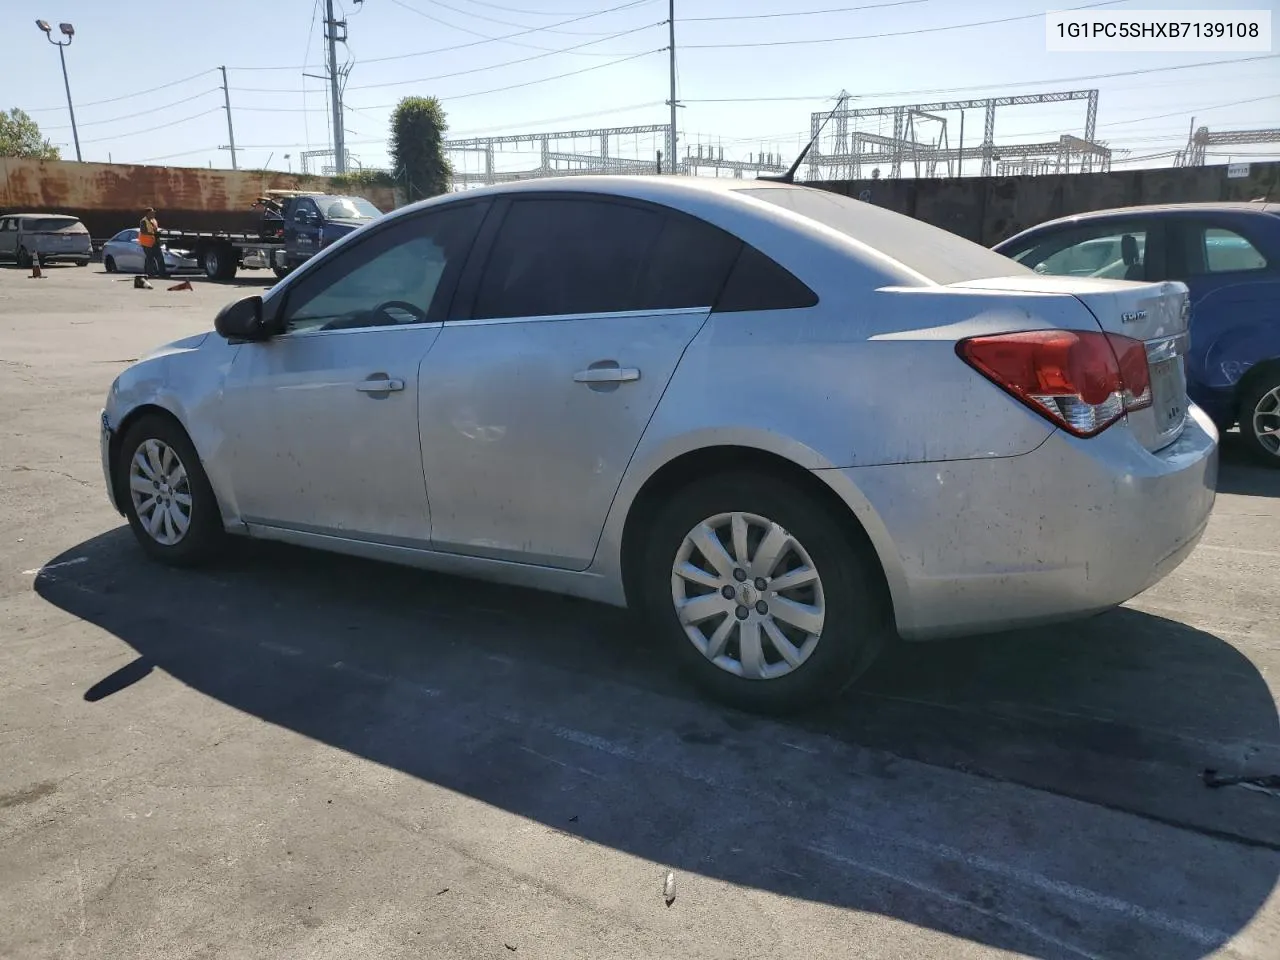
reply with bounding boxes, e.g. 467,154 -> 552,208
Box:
1217,433 -> 1280,497
34,526 -> 1280,960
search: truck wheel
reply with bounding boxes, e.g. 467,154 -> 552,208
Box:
16,247 -> 31,268
202,245 -> 238,281
202,246 -> 223,280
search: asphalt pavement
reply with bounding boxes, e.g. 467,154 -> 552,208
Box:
1,263 -> 1278,960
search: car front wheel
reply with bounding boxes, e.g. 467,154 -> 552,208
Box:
116,415 -> 225,565
639,471 -> 888,715
1241,373 -> 1280,468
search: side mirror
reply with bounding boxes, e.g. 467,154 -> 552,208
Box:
214,295 -> 270,342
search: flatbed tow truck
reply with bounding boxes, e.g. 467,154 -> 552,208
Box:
155,189 -> 382,281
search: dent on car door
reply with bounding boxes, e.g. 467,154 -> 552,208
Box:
419,194 -> 743,570
218,202 -> 489,543
1172,217 -> 1280,397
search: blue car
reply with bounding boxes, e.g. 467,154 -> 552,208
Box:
994,202 -> 1280,467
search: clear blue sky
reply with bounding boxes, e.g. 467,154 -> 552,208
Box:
4,0 -> 1278,177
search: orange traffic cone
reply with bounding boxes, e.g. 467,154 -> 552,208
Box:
29,253 -> 42,279
167,279 -> 193,292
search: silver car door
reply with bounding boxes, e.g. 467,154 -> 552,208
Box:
219,201 -> 489,544
418,195 -> 742,571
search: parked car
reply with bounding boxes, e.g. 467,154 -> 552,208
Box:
994,202 -> 1280,466
102,228 -> 198,274
0,213 -> 91,267
99,177 -> 1216,715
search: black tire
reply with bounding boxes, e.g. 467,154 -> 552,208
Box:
104,256 -> 116,273
202,245 -> 238,281
16,247 -> 31,268
638,471 -> 889,716
76,259 -> 88,267
115,414 -> 226,566
1239,371 -> 1280,468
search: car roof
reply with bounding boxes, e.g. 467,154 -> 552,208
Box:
2,212 -> 82,219
1018,201 -> 1279,230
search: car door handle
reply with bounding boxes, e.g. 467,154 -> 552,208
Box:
355,377 -> 404,393
573,367 -> 640,384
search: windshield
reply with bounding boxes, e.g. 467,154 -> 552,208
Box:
320,196 -> 380,220
25,217 -> 87,233
737,186 -> 1027,285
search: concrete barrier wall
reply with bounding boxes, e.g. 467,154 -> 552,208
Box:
5,156 -> 1277,247
0,158 -> 399,239
812,161 -> 1280,246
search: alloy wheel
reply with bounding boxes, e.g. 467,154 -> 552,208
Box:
128,438 -> 194,546
1253,386 -> 1280,458
670,511 -> 826,680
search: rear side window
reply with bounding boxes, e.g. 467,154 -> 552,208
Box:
472,195 -> 808,320
715,245 -> 818,312
638,213 -> 742,310
473,198 -> 664,319
1200,226 -> 1267,274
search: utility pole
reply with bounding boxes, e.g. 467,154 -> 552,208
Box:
325,0 -> 347,174
667,0 -> 677,175
219,66 -> 237,170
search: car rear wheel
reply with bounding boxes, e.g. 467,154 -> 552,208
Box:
16,247 -> 31,268
104,256 -> 116,273
639,471 -> 888,715
1241,374 -> 1280,468
116,415 -> 225,566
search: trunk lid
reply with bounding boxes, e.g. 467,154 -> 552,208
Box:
952,276 -> 1191,451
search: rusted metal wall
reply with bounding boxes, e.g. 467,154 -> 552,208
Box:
813,161 -> 1280,246
0,158 -> 400,239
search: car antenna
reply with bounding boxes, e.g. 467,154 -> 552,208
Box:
757,92 -> 850,185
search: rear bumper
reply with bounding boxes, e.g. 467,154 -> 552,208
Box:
820,405 -> 1219,640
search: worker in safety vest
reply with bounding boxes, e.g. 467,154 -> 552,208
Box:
138,207 -> 168,278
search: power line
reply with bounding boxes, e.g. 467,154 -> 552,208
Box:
41,89 -> 223,130
349,21 -> 663,89
684,0 -> 1131,49
79,108 -> 223,146
389,0 -> 653,55
684,0 -> 928,22
26,69 -> 219,113
135,146 -> 223,163
399,0 -> 642,38
684,54 -> 1280,103
226,0 -> 659,71
364,48 -> 664,107
446,0 -> 635,15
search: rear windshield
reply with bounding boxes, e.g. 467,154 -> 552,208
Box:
737,186 -> 1029,285
23,217 -> 87,233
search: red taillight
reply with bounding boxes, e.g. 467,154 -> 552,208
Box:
956,329 -> 1151,438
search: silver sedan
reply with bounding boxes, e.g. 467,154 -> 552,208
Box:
98,176 -> 1218,714
102,228 -> 198,274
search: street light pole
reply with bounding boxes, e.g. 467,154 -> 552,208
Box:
36,20 -> 81,162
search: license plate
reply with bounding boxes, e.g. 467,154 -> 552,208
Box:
1149,357 -> 1186,432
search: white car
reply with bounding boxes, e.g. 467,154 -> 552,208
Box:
102,228 -> 198,274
